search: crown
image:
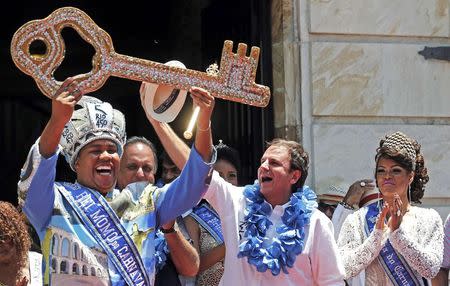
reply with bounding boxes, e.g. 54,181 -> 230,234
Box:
60,96 -> 126,170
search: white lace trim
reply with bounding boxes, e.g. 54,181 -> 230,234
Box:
338,206 -> 443,281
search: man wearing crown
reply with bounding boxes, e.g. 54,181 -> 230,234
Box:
17,77 -> 216,286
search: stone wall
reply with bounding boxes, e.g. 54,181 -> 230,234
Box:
272,0 -> 450,220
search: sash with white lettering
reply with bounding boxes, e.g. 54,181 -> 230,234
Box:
365,202 -> 422,286
190,201 -> 223,244
58,182 -> 151,286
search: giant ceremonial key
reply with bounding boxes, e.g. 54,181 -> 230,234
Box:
11,7 -> 270,107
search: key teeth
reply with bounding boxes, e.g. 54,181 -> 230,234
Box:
223,40 -> 234,53
219,40 -> 265,100
237,43 -> 248,57
250,47 -> 260,62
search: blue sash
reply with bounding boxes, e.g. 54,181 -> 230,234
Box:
190,201 -> 223,244
365,202 -> 422,286
58,183 -> 151,286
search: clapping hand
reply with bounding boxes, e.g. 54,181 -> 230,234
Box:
375,201 -> 390,230
387,194 -> 404,231
375,195 -> 405,231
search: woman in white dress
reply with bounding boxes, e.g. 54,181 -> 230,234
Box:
338,131 -> 443,286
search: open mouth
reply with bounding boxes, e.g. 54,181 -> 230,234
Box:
96,166 -> 112,176
261,176 -> 272,183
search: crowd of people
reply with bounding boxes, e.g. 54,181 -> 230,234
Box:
1,62 -> 449,286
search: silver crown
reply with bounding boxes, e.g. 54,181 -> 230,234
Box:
60,96 -> 126,170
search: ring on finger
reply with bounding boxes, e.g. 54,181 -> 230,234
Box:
360,181 -> 366,187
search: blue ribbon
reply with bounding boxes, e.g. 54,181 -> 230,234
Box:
59,182 -> 151,286
190,201 -> 224,244
365,202 -> 421,286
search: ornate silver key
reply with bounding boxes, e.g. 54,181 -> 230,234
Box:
11,7 -> 270,107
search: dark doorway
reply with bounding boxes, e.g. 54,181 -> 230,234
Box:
0,0 -> 273,204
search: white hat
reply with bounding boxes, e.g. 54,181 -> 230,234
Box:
60,96 -> 126,171
317,185 -> 346,204
141,60 -> 188,123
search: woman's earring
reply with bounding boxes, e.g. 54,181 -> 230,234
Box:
407,185 -> 411,202
377,190 -> 381,210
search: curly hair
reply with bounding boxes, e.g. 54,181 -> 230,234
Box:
266,139 -> 309,192
0,201 -> 31,270
375,135 -> 429,203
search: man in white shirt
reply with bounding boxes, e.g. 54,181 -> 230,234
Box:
141,79 -> 345,285
204,139 -> 345,285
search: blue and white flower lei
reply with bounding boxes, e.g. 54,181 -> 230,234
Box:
154,230 -> 169,272
237,182 -> 317,276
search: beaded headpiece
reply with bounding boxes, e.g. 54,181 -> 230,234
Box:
60,96 -> 126,171
378,131 -> 416,169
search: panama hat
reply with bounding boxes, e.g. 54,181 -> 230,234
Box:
141,60 -> 188,123
317,185 -> 346,205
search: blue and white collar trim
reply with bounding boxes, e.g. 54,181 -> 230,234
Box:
237,182 -> 317,275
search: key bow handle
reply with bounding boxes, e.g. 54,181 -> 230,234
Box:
11,7 -> 114,98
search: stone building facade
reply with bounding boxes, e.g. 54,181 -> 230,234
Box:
271,0 -> 450,219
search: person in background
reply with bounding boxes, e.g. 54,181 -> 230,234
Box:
117,136 -> 199,286
157,151 -> 182,186
338,131 -> 443,286
432,213 -> 450,286
331,179 -> 378,240
317,185 -> 346,220
0,201 -> 30,286
212,140 -> 240,186
184,140 -> 242,285
322,179 -> 378,286
117,136 -> 158,189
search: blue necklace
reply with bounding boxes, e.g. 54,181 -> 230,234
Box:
237,182 -> 317,275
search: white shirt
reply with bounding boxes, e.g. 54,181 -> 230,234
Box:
331,204 -> 364,286
204,172 -> 345,286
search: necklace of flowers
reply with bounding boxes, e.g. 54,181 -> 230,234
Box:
237,182 -> 317,275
